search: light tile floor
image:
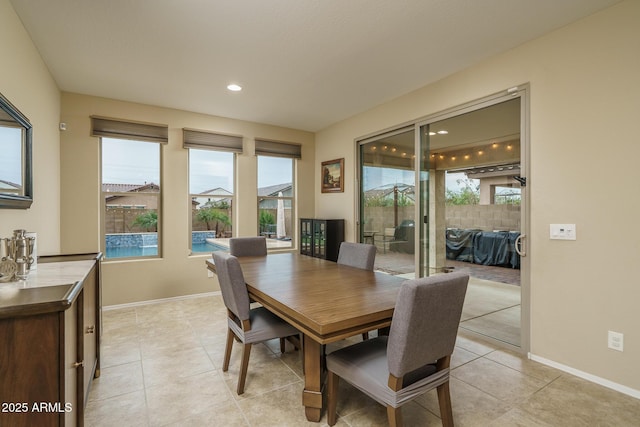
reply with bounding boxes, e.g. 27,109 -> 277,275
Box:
459,277 -> 521,346
86,295 -> 640,426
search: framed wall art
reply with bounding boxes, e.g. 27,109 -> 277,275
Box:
321,158 -> 344,193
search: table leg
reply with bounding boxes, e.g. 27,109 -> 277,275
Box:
302,334 -> 323,422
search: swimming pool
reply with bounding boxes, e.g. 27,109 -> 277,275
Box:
192,242 -> 228,253
105,242 -> 228,259
105,245 -> 158,259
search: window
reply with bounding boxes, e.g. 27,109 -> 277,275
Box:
101,138 -> 161,259
183,128 -> 242,254
257,155 -> 295,250
189,149 -> 235,253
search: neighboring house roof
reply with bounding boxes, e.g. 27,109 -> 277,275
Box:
102,183 -> 159,193
0,179 -> 21,191
103,182 -> 160,204
199,187 -> 232,197
258,183 -> 292,197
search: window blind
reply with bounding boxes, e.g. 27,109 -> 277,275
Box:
91,116 -> 168,143
254,138 -> 301,159
183,128 -> 243,153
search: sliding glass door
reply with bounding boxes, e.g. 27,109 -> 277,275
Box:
418,96 -> 524,347
359,127 -> 416,276
358,90 -> 528,349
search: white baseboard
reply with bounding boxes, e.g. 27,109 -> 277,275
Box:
529,353 -> 640,399
103,291 -> 221,311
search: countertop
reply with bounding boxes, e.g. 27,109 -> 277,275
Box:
0,258 -> 98,319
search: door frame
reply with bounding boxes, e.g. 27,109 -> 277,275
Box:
414,86 -> 530,352
355,85 -> 531,352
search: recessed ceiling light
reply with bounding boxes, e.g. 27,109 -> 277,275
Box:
227,84 -> 242,92
437,130 -> 448,135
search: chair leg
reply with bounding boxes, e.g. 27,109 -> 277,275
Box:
362,331 -> 369,340
437,380 -> 454,427
237,343 -> 252,395
386,405 -> 403,427
327,371 -> 339,426
222,327 -> 235,372
280,337 -> 286,353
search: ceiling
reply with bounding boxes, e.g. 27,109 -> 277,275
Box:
10,0 -> 620,132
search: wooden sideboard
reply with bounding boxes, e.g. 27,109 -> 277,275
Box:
0,253 -> 102,427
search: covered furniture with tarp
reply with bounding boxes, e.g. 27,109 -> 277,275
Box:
446,228 -> 520,269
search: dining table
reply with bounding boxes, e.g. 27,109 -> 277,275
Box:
206,252 -> 405,422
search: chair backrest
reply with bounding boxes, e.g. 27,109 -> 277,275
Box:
337,242 -> 376,270
212,252 -> 251,321
387,273 -> 469,378
384,227 -> 396,238
229,236 -> 267,257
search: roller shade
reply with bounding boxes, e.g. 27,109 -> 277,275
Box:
254,138 -> 301,159
183,128 -> 243,153
91,116 -> 168,143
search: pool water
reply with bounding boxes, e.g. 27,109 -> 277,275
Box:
192,242 -> 228,253
106,242 -> 227,259
106,246 -> 158,258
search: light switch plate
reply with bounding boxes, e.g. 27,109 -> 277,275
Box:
550,224 -> 576,240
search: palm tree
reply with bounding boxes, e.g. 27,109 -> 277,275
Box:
259,210 -> 275,234
132,211 -> 158,232
196,208 -> 231,236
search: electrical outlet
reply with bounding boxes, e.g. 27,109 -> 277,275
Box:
608,331 -> 624,352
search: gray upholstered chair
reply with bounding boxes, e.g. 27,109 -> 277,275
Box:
337,241 -> 377,271
326,273 -> 469,427
337,241 -> 377,339
229,236 -> 267,257
213,251 -> 299,395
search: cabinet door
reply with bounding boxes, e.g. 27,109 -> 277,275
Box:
64,301 -> 80,427
313,220 -> 327,259
82,271 -> 97,403
0,313 -> 60,427
300,219 -> 312,256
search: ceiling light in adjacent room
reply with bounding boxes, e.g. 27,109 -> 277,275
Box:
227,84 -> 242,92
437,130 -> 448,135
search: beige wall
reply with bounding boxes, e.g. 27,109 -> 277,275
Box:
0,0 -> 61,254
60,93 -> 314,305
4,0 -> 638,397
315,1 -> 640,393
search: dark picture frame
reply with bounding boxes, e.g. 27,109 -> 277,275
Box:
321,158 -> 344,193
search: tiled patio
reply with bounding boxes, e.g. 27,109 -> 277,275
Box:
375,251 -> 521,346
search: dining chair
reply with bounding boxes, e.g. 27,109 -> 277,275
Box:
212,251 -> 300,395
229,236 -> 267,257
380,227 -> 397,254
337,241 -> 377,339
326,272 -> 469,427
337,241 -> 377,271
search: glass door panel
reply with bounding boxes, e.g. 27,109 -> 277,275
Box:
420,97 -> 523,347
359,128 -> 416,276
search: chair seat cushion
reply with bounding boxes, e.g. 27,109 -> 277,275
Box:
326,336 -> 448,408
228,306 -> 299,344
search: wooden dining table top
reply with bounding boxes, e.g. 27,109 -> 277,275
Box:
206,252 -> 406,344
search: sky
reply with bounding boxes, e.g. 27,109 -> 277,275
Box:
0,127 -> 23,184
102,138 -> 292,194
